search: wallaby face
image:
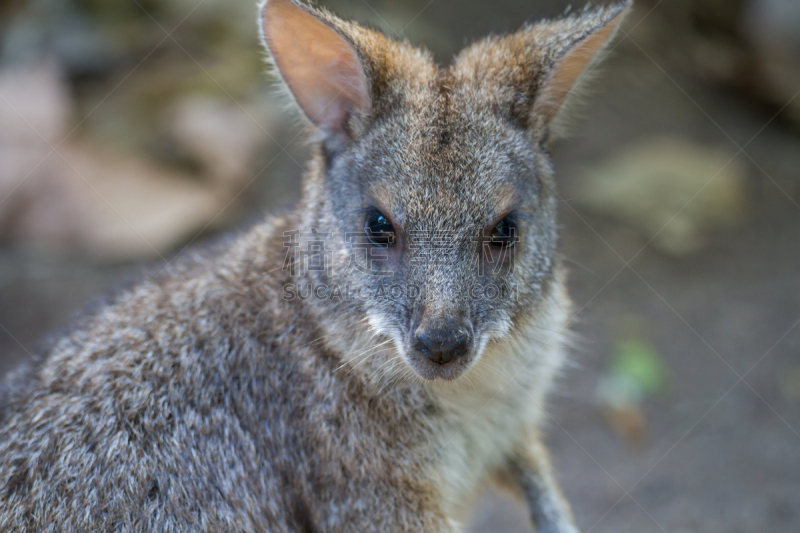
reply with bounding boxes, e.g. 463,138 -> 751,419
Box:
320,95 -> 559,383
261,0 -> 629,382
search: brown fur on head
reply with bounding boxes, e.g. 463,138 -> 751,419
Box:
259,0 -> 630,383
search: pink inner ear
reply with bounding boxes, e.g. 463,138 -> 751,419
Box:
533,9 -> 626,124
262,0 -> 370,135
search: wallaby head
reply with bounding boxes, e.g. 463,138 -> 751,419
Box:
259,0 -> 630,383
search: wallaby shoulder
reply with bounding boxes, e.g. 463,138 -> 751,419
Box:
0,212 -> 449,531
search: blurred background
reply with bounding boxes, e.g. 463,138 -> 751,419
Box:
1,0 -> 799,531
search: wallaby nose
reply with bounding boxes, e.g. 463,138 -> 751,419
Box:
413,320 -> 471,365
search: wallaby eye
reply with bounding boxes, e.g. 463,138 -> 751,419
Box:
365,210 -> 395,247
490,218 -> 517,248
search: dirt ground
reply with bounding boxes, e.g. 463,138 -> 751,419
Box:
1,1 -> 799,531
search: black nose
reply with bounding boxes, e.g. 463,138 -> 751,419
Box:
414,320 -> 471,365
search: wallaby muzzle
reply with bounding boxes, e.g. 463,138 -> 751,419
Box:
413,316 -> 472,365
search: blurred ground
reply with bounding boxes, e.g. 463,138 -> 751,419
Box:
1,0 -> 800,532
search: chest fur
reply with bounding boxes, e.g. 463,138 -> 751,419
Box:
428,347 -> 564,519
423,292 -> 571,521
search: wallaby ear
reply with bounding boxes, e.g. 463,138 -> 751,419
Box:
531,2 -> 631,132
454,1 -> 631,141
259,0 -> 370,149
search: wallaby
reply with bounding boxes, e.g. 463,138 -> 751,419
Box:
0,0 -> 631,531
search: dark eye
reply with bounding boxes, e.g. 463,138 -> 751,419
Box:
490,218 -> 517,248
365,210 -> 395,247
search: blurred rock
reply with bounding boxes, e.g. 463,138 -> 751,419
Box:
0,62 -> 71,238
573,137 -> 750,256
167,95 -> 274,188
0,62 -> 70,145
0,0 -> 286,261
0,60 -> 233,260
633,0 -> 800,127
12,142 -> 225,261
0,146 -> 60,234
0,0 -> 128,75
2,0 -> 271,165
